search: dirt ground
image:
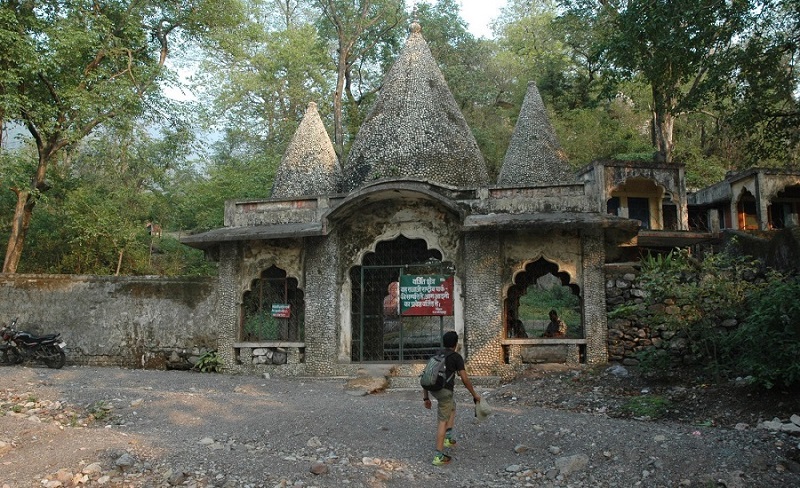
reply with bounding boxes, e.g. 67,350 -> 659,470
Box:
2,363 -> 800,487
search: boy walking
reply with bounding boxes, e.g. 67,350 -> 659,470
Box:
422,330 -> 481,466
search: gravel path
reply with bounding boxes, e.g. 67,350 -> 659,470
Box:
2,365 -> 799,487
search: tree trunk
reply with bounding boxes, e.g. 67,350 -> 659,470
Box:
652,87 -> 675,163
4,137 -> 52,273
116,249 -> 124,276
3,189 -> 34,273
333,30 -> 349,161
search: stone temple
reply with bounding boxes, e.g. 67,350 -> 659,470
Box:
182,23 -> 800,381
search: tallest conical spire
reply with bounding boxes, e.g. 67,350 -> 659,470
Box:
342,21 -> 489,191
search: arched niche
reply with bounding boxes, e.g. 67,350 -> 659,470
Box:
504,258 -> 582,339
241,265 -> 305,342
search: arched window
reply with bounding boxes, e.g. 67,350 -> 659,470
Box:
505,258 -> 582,339
241,265 -> 304,341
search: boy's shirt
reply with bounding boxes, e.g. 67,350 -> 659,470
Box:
442,349 -> 465,390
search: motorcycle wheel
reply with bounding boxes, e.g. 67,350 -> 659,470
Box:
42,344 -> 66,369
1,347 -> 23,365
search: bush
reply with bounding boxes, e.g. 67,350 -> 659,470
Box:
728,279 -> 800,389
638,247 -> 772,381
193,350 -> 223,373
636,348 -> 672,378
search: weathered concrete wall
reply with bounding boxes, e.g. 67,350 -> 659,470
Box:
0,274 -> 219,369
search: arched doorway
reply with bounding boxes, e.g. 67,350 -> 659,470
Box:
349,236 -> 455,362
606,177 -> 666,230
505,258 -> 582,339
737,189 -> 758,230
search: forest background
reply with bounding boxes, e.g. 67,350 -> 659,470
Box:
0,0 -> 798,277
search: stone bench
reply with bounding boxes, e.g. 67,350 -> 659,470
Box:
233,341 -> 305,365
501,338 -> 587,365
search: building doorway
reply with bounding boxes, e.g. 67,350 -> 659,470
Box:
737,190 -> 759,230
349,236 -> 455,362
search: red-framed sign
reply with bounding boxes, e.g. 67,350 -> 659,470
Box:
399,275 -> 454,316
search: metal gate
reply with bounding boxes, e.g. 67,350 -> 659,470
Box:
349,237 -> 455,362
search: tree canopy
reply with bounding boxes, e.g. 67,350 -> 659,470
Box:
1,0 -> 798,275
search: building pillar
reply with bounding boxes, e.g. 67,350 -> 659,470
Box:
218,242 -> 242,370
581,231 -> 607,364
303,234 -> 340,376
709,208 -> 721,233
755,173 -> 771,230
463,232 -> 503,376
677,165 -> 690,230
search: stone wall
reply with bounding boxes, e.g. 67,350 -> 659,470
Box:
604,264 -> 689,364
0,274 -> 219,369
0,264 -> 674,372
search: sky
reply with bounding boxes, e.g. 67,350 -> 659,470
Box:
457,0 -> 507,39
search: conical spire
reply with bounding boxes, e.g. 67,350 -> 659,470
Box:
498,82 -> 572,186
271,102 -> 341,198
342,22 -> 489,191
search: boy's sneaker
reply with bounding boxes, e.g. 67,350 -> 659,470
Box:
444,437 -> 457,448
432,452 -> 452,466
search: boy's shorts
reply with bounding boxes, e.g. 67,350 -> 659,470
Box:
430,388 -> 455,422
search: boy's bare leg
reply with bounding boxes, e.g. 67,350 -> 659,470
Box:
436,408 -> 456,451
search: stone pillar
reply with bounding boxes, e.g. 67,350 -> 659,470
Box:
730,200 -> 740,230
709,208 -> 721,233
582,231 -> 607,364
677,165 -> 690,230
755,174 -> 770,231
303,234 -> 340,376
218,242 -> 242,370
463,232 -> 503,375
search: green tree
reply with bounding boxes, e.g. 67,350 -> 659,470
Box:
12,122 -> 207,276
315,0 -> 406,158
557,0 -> 754,164
199,0 -> 331,153
0,0 -> 246,273
722,0 -> 800,168
494,0 -> 653,168
497,0 -> 574,108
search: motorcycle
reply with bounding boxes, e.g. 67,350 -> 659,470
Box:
1,318 -> 67,369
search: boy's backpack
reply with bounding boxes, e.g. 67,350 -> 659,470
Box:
420,351 -> 455,391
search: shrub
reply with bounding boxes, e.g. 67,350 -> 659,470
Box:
728,278 -> 800,389
638,247 -> 772,381
194,350 -> 223,373
636,348 -> 672,378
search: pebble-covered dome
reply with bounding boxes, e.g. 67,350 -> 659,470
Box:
271,102 -> 341,198
497,82 -> 572,186
342,22 -> 489,191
